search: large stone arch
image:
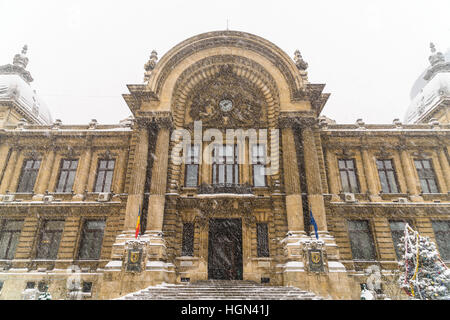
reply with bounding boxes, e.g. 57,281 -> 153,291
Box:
146,31 -> 307,110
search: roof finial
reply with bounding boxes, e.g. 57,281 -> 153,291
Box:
13,44 -> 29,69
428,42 -> 444,66
144,50 -> 158,83
293,49 -> 308,82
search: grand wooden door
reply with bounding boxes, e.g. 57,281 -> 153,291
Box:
208,219 -> 243,280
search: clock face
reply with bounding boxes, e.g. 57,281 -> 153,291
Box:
219,99 -> 233,112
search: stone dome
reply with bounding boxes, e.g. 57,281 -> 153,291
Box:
0,45 -> 53,125
405,45 -> 450,124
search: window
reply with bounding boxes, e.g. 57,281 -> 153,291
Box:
348,220 -> 376,261
432,221 -> 450,261
338,159 -> 359,193
181,222 -> 194,256
36,220 -> 65,260
78,220 -> 106,260
257,223 -> 269,257
251,145 -> 266,187
94,159 -> 115,193
0,220 -> 24,260
0,280 -> 3,292
212,145 -> 239,185
389,220 -> 411,260
17,159 -> 41,193
414,159 -> 439,193
56,159 -> 78,193
82,281 -> 92,293
185,145 -> 200,187
376,159 -> 399,193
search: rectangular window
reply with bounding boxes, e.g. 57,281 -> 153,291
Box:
36,220 -> 65,260
94,159 -> 115,193
376,159 -> 399,193
0,220 -> 24,260
348,220 -> 376,261
338,159 -> 360,193
185,145 -> 200,187
414,159 -> 439,193
181,222 -> 194,256
389,220 -> 411,260
251,145 -> 266,187
432,221 -> 450,261
212,145 -> 239,185
78,220 -> 106,260
56,159 -> 78,193
257,223 -> 270,257
17,159 -> 41,193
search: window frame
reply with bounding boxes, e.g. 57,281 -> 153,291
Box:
16,159 -> 41,193
347,219 -> 377,261
338,158 -> 360,193
35,219 -> 65,260
184,144 -> 200,187
256,223 -> 270,257
414,158 -> 439,194
251,144 -> 267,187
55,159 -> 79,193
431,220 -> 450,261
0,219 -> 24,260
388,219 -> 413,260
181,222 -> 194,256
376,159 -> 399,194
94,159 -> 115,193
212,144 -> 239,185
77,219 -> 106,260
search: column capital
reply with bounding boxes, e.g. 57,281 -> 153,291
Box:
278,114 -> 317,129
135,111 -> 173,129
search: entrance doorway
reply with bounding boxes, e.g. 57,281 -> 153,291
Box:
208,218 -> 243,280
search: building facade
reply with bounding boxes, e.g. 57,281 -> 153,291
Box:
0,31 -> 448,300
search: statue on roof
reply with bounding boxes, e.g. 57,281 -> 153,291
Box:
144,50 -> 158,83
428,42 -> 445,66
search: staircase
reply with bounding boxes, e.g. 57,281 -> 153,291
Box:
120,280 -> 323,300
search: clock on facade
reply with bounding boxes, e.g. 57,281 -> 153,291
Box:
219,99 -> 233,112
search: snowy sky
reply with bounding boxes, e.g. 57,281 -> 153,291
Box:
1,0 -> 449,125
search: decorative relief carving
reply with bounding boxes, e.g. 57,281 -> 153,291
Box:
186,65 -> 267,128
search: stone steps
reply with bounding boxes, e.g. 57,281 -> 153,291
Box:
120,280 -> 322,300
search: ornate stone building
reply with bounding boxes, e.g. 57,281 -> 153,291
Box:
0,32 -> 448,300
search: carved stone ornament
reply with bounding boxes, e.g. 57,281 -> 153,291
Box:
124,239 -> 149,273
187,65 -> 267,128
300,239 -> 328,274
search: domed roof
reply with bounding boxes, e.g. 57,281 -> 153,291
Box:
0,45 -> 52,125
405,44 -> 450,123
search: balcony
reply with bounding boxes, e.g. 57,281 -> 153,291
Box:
197,183 -> 253,195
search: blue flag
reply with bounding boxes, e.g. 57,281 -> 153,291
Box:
310,210 -> 319,240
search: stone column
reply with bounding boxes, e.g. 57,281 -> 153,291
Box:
325,148 -> 341,201
32,149 -> 56,200
437,148 -> 450,194
73,146 -> 93,200
360,146 -> 382,202
301,127 -> 327,232
281,127 -> 305,234
145,126 -> 170,260
398,147 -> 422,202
0,148 -> 18,194
0,144 -> 10,180
123,126 -> 149,231
146,127 -> 170,232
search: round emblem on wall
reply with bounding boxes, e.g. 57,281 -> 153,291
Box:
219,99 -> 233,112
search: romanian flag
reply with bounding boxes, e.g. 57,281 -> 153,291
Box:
135,205 -> 141,239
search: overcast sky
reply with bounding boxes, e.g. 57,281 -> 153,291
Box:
1,0 -> 449,125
